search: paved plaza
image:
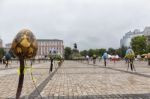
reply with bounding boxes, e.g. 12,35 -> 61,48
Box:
0,60 -> 150,99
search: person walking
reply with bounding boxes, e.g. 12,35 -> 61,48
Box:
86,55 -> 90,64
5,52 -> 11,68
93,54 -> 97,65
102,52 -> 108,67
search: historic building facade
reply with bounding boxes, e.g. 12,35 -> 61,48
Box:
5,43 -> 11,52
5,39 -> 64,58
120,27 -> 150,47
143,27 -> 150,45
37,39 -> 64,58
120,26 -> 150,48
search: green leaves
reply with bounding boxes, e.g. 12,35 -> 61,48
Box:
80,48 -> 106,57
64,47 -> 72,60
0,48 -> 4,59
131,36 -> 147,55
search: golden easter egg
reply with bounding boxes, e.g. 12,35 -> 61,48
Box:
11,29 -> 38,58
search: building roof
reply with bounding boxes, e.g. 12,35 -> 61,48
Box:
37,39 -> 63,42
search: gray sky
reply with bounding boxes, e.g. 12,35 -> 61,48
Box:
0,0 -> 150,50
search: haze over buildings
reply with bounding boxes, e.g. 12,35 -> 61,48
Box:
120,27 -> 150,48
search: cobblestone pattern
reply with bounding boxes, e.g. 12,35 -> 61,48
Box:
1,60 -> 150,98
40,61 -> 150,98
0,61 -> 59,99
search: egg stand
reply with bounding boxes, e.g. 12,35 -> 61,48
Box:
16,56 -> 25,99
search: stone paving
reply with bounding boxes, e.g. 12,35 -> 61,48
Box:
40,60 -> 150,99
0,60 -> 150,99
0,61 -> 58,99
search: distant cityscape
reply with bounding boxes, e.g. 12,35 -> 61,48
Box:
0,26 -> 149,58
120,26 -> 150,47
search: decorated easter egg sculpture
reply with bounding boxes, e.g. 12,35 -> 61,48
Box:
125,48 -> 135,59
125,48 -> 135,71
11,29 -> 37,99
